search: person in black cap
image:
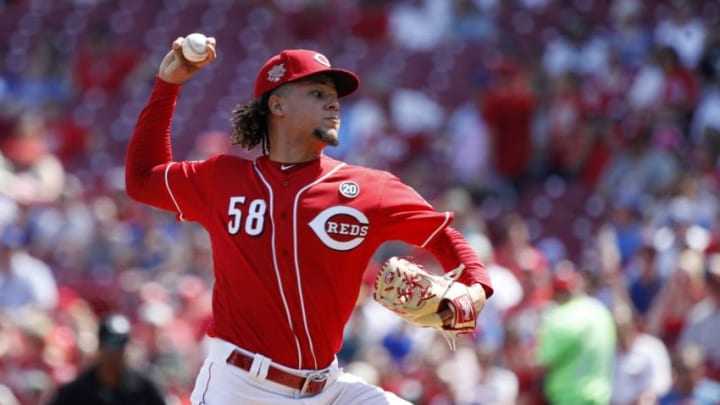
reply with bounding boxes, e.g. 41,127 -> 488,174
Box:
47,313 -> 166,405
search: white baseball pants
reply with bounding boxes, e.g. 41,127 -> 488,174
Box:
190,337 -> 411,405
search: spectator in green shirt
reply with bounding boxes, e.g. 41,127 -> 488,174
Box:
535,261 -> 617,404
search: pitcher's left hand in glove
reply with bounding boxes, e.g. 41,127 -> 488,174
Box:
373,256 -> 486,350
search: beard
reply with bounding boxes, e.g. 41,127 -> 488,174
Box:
313,128 -> 339,147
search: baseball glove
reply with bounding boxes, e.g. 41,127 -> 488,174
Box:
373,256 -> 478,350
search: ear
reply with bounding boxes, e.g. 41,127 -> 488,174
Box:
268,94 -> 284,115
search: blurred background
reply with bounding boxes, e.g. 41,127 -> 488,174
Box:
1,0 -> 720,404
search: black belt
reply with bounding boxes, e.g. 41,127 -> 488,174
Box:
226,350 -> 329,396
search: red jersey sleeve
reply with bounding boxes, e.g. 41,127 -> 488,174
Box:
425,227 -> 494,297
374,173 -> 493,296
125,77 -> 245,224
161,158 -> 219,223
374,174 -> 452,246
125,77 -> 181,211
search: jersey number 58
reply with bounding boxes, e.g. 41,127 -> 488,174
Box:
228,196 -> 267,236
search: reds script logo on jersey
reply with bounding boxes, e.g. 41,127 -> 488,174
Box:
308,206 -> 369,251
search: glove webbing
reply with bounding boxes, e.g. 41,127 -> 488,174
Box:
393,268 -> 438,310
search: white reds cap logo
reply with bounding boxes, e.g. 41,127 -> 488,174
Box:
309,206 -> 369,251
313,53 -> 331,67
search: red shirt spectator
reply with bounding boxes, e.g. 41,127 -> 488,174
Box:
72,26 -> 141,94
657,46 -> 699,118
480,60 -> 536,184
545,71 -> 591,176
348,0 -> 389,44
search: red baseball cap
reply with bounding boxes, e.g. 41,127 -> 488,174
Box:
254,49 -> 360,98
552,261 -> 581,292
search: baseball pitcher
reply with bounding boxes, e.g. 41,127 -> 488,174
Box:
125,35 -> 493,404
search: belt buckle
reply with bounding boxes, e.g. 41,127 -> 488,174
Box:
300,370 -> 329,396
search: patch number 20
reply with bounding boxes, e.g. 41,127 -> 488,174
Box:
227,196 -> 267,236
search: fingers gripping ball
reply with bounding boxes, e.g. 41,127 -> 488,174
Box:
182,33 -> 209,62
373,256 -> 478,350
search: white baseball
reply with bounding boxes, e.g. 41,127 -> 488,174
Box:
182,33 -> 209,62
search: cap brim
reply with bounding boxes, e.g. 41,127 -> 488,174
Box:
324,69 -> 359,98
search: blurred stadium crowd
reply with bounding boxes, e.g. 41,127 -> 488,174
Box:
1,0 -> 720,403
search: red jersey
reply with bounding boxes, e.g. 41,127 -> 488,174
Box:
126,78 -> 492,370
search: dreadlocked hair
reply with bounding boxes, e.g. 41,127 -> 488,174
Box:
230,93 -> 271,154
